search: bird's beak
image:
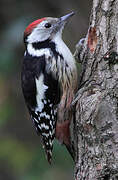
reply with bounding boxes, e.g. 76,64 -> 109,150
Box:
59,12 -> 75,23
54,12 -> 75,32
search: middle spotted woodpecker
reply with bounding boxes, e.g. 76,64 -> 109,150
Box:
21,12 -> 78,163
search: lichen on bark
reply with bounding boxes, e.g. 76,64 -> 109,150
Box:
71,0 -> 118,179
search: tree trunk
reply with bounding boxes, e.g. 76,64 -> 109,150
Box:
71,0 -> 118,179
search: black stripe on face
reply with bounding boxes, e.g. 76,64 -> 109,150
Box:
32,39 -> 63,59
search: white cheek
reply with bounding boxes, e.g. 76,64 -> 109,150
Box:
27,23 -> 51,43
27,30 -> 50,43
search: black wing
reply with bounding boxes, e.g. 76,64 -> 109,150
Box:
21,54 -> 45,109
21,53 -> 60,163
21,54 -> 60,111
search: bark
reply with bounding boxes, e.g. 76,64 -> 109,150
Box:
70,0 -> 118,179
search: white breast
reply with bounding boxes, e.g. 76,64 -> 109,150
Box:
53,33 -> 76,68
52,33 -> 77,87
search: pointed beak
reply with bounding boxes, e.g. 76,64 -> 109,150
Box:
59,12 -> 75,23
53,12 -> 75,33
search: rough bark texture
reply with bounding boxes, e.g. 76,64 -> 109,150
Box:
71,0 -> 118,179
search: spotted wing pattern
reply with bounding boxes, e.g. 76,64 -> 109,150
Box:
21,53 -> 60,163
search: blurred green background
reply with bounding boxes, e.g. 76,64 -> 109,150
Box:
0,0 -> 91,180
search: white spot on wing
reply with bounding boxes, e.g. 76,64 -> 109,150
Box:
46,114 -> 50,119
41,123 -> 49,130
49,131 -> 52,136
49,104 -> 53,107
52,115 -> 54,120
34,118 -> 39,123
51,109 -> 53,115
42,132 -> 49,138
40,112 -> 45,117
35,74 -> 48,112
40,112 -> 50,119
44,100 -> 47,104
50,120 -> 53,127
38,125 -> 41,129
49,139 -> 52,146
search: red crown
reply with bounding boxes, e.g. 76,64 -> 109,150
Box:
24,18 -> 46,36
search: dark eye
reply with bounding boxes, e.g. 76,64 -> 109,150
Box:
45,23 -> 51,28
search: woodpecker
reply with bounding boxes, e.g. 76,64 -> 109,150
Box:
21,12 -> 78,163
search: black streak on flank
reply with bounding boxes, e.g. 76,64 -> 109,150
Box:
32,39 -> 63,60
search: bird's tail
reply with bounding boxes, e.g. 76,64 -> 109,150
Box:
42,136 -> 54,164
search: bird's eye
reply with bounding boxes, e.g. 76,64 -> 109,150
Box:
45,23 -> 51,28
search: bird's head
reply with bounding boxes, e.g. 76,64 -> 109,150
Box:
24,12 -> 74,44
